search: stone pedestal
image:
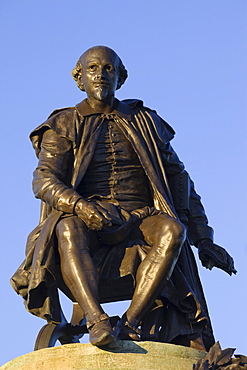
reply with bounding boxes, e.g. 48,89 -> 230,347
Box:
1,341 -> 206,370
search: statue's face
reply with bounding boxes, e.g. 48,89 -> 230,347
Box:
80,47 -> 119,102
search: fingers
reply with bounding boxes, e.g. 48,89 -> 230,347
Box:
76,202 -> 112,231
205,259 -> 214,270
84,213 -> 108,231
95,205 -> 113,225
227,256 -> 237,275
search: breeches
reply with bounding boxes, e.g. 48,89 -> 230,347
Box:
56,211 -> 186,260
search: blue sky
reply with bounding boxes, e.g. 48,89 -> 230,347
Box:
0,0 -> 246,365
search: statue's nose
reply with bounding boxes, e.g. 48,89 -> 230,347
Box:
98,67 -> 107,78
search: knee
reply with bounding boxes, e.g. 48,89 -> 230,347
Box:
56,216 -> 88,252
166,218 -> 186,242
156,216 -> 186,247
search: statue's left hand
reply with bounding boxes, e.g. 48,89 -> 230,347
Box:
197,239 -> 237,275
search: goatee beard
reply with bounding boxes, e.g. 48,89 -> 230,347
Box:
94,86 -> 109,101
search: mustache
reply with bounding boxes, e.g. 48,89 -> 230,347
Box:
93,78 -> 109,86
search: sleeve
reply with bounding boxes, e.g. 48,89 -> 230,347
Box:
160,142 -> 185,176
161,143 -> 214,245
187,179 -> 214,245
32,129 -> 82,213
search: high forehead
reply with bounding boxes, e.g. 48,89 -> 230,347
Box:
80,46 -> 119,66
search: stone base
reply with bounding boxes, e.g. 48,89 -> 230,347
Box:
1,341 -> 206,370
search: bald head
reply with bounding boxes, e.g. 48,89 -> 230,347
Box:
72,46 -> 128,92
80,46 -> 119,65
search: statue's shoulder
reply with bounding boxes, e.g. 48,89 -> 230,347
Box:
122,99 -> 165,118
47,107 -> 76,119
30,107 -> 78,138
122,99 -> 175,140
30,107 -> 79,156
122,99 -> 156,113
122,99 -> 144,109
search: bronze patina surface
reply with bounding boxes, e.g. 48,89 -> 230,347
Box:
11,46 -> 236,352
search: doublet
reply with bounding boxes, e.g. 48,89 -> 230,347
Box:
77,118 -> 152,212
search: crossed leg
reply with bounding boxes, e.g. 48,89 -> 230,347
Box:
116,214 -> 186,338
56,213 -> 186,346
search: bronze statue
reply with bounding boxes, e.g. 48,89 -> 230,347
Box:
11,46 -> 236,351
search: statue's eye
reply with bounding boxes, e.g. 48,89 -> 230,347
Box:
88,64 -> 97,72
105,64 -> 114,72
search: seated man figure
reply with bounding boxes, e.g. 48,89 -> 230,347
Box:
11,46 -> 236,351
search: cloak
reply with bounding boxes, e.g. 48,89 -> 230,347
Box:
11,98 -> 215,349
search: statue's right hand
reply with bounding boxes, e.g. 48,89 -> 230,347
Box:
74,199 -> 112,231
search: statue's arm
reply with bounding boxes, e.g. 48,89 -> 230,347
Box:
188,179 -> 236,275
161,143 -> 236,275
32,129 -> 113,230
32,128 -> 82,213
159,142 -> 213,241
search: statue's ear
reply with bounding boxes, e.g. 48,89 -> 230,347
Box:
72,63 -> 85,91
116,65 -> 128,90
